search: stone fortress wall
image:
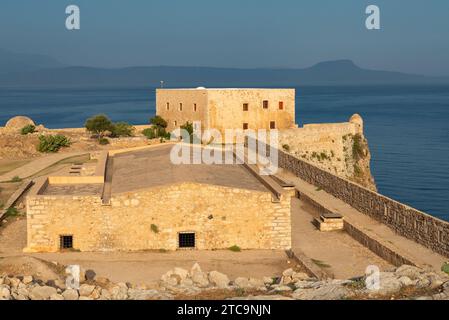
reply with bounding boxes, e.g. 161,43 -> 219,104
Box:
25,182 -> 291,252
253,138 -> 449,258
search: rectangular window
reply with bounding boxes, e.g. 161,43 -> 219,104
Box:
179,232 -> 195,248
270,121 -> 276,129
166,102 -> 170,111
243,103 -> 249,111
179,103 -> 183,111
243,123 -> 249,130
193,103 -> 197,112
60,235 -> 73,249
279,101 -> 284,110
174,120 -> 177,127
263,100 -> 269,109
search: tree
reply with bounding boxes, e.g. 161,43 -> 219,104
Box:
149,115 -> 168,129
110,122 -> 134,137
85,114 -> 113,138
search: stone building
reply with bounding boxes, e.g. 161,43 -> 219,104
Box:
25,144 -> 293,252
156,88 -> 296,134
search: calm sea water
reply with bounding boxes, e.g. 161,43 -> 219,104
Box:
1,85 -> 448,221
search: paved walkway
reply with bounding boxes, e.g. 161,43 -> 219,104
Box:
0,152 -> 87,182
278,169 -> 448,275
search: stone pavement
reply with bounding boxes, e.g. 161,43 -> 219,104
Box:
0,152 -> 87,182
277,169 -> 448,276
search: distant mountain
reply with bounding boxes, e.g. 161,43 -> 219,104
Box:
0,48 -> 64,74
0,58 -> 447,87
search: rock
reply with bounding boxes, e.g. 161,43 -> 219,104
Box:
394,265 -> 423,280
248,278 -> 265,288
292,272 -> 309,281
173,267 -> 188,281
190,263 -> 202,275
29,285 -> 57,300
62,289 -> 79,300
398,276 -> 414,287
282,268 -> 294,277
79,284 -> 95,297
281,276 -> 293,285
9,278 -> 21,289
50,293 -> 64,300
22,276 -> 33,285
293,284 -> 349,300
85,269 -> 96,281
374,273 -> 402,295
425,273 -> 444,289
110,283 -> 128,300
208,271 -> 230,289
263,277 -> 274,285
79,296 -> 93,300
89,287 -> 101,299
191,270 -> 209,288
0,285 -> 11,300
271,285 -> 292,292
294,280 -> 321,289
5,116 -> 35,131
234,277 -> 250,289
128,289 -> 162,300
99,288 -> 112,300
180,278 -> 194,287
95,277 -> 111,287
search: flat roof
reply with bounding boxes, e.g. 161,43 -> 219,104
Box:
156,88 -> 295,91
109,144 -> 269,194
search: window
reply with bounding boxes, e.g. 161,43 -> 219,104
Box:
174,120 -> 177,127
263,100 -> 269,109
60,235 -> 73,249
166,102 -> 170,111
179,232 -> 195,248
193,103 -> 197,112
270,121 -> 276,129
179,103 -> 183,111
243,103 -> 249,111
279,101 -> 284,110
243,123 -> 249,130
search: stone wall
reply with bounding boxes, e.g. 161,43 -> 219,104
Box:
253,139 -> 449,258
25,182 -> 291,252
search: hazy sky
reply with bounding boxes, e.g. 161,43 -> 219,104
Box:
1,0 -> 449,75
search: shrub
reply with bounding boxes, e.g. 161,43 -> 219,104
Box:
352,134 -> 365,160
20,124 -> 36,135
85,114 -> 113,138
110,122 -> 134,137
37,134 -> 71,153
142,128 -> 156,139
282,144 -> 290,152
150,224 -> 159,234
442,262 -> 449,275
149,115 -> 168,129
99,137 -> 110,145
10,176 -> 22,182
5,207 -> 19,217
228,245 -> 241,252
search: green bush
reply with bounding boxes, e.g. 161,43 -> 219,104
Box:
228,245 -> 241,252
20,124 -> 36,135
150,224 -> 159,234
85,114 -> 113,138
5,207 -> 19,217
10,176 -> 22,182
142,128 -> 156,139
37,134 -> 71,153
99,137 -> 110,145
149,115 -> 168,129
111,122 -> 135,137
352,134 -> 365,161
442,262 -> 449,275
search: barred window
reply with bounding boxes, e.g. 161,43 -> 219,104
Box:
178,232 -> 195,248
60,235 -> 73,249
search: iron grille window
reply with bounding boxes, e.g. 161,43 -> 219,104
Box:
60,235 -> 73,249
179,232 -> 195,248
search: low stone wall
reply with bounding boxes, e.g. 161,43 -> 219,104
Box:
25,182 -> 291,252
252,138 -> 449,258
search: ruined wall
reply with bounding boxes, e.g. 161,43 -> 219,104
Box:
255,139 -> 449,258
25,182 -> 291,252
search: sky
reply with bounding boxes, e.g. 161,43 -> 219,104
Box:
0,0 -> 448,76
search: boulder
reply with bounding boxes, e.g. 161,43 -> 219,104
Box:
234,277 -> 250,289
173,267 -> 188,281
29,285 -> 57,300
293,284 -> 350,300
394,265 -> 423,280
62,289 -> 79,300
208,271 -> 230,289
109,283 -> 128,300
22,276 -> 33,285
282,268 -> 294,277
50,293 -> 64,300
292,272 -> 310,281
79,284 -> 96,297
0,285 -> 11,300
5,116 -> 35,131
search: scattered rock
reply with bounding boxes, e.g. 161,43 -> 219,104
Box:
29,286 -> 57,300
62,289 -> 79,300
208,271 -> 230,289
79,284 -> 95,297
22,276 -> 33,285
293,284 -> 350,300
0,285 -> 11,300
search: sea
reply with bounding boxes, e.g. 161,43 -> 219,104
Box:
1,85 -> 448,221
